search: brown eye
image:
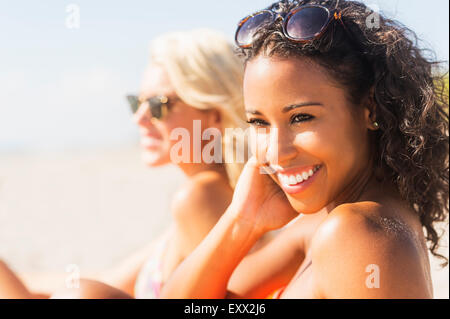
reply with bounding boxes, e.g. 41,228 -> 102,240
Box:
291,113 -> 314,124
247,118 -> 270,127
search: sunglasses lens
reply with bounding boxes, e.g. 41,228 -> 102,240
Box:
285,7 -> 330,40
126,95 -> 139,114
148,97 -> 163,119
236,11 -> 273,47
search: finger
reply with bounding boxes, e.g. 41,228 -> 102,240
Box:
259,164 -> 274,176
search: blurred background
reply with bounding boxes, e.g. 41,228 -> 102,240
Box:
0,0 -> 448,298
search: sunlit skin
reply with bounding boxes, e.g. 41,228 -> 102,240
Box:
80,63 -> 236,295
0,260 -> 36,298
244,56 -> 374,214
243,55 -> 432,298
161,55 -> 433,299
3,62 -> 298,300
2,57 -> 433,299
18,63 -> 236,299
135,63 -> 222,173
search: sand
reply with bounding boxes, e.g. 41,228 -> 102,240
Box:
0,146 -> 448,298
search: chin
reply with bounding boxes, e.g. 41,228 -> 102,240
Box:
141,150 -> 170,167
285,195 -> 324,215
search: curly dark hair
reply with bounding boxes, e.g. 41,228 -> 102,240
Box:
238,0 -> 449,265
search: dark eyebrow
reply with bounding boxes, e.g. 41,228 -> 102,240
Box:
282,102 -> 323,113
246,102 -> 323,116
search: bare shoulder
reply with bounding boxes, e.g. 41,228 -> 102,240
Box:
313,202 -> 419,245
310,202 -> 432,299
172,171 -> 233,222
171,171 -> 234,255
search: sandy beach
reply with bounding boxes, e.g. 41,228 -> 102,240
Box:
0,146 -> 448,298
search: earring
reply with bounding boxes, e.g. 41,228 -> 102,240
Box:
373,121 -> 380,129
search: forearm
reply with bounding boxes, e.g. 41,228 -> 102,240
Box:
0,260 -> 33,299
160,207 -> 262,299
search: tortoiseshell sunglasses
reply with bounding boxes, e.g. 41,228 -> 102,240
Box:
235,1 -> 345,48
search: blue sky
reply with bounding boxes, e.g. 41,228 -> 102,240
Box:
0,0 -> 448,152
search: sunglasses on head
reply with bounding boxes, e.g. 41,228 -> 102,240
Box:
235,1 -> 344,48
126,95 -> 177,120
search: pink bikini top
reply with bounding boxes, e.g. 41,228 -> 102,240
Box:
134,232 -> 171,299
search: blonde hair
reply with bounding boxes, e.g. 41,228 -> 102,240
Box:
149,29 -> 248,187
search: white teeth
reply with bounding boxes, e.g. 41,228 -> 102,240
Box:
289,175 -> 297,185
302,172 -> 309,180
278,166 -> 321,186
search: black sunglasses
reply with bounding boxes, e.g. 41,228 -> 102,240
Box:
235,1 -> 344,48
126,95 -> 177,120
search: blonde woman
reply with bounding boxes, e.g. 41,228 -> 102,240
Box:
49,29 -> 252,299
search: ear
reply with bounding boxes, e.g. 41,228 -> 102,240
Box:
363,87 -> 379,131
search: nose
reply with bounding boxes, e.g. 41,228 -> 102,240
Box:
266,126 -> 298,166
133,102 -> 152,127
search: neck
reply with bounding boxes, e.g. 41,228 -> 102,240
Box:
325,159 -> 378,213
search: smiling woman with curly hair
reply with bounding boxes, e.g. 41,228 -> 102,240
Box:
161,0 -> 449,299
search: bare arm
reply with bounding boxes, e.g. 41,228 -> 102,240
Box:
20,173 -> 231,298
227,220 -> 305,299
161,207 -> 263,299
0,259 -> 34,299
19,229 -> 171,297
170,172 -> 233,258
161,159 -> 299,299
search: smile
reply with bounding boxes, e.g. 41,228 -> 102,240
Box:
276,165 -> 322,195
141,136 -> 162,149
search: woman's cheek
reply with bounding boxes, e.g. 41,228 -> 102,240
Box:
293,131 -> 324,159
293,126 -> 360,197
155,122 -> 176,161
